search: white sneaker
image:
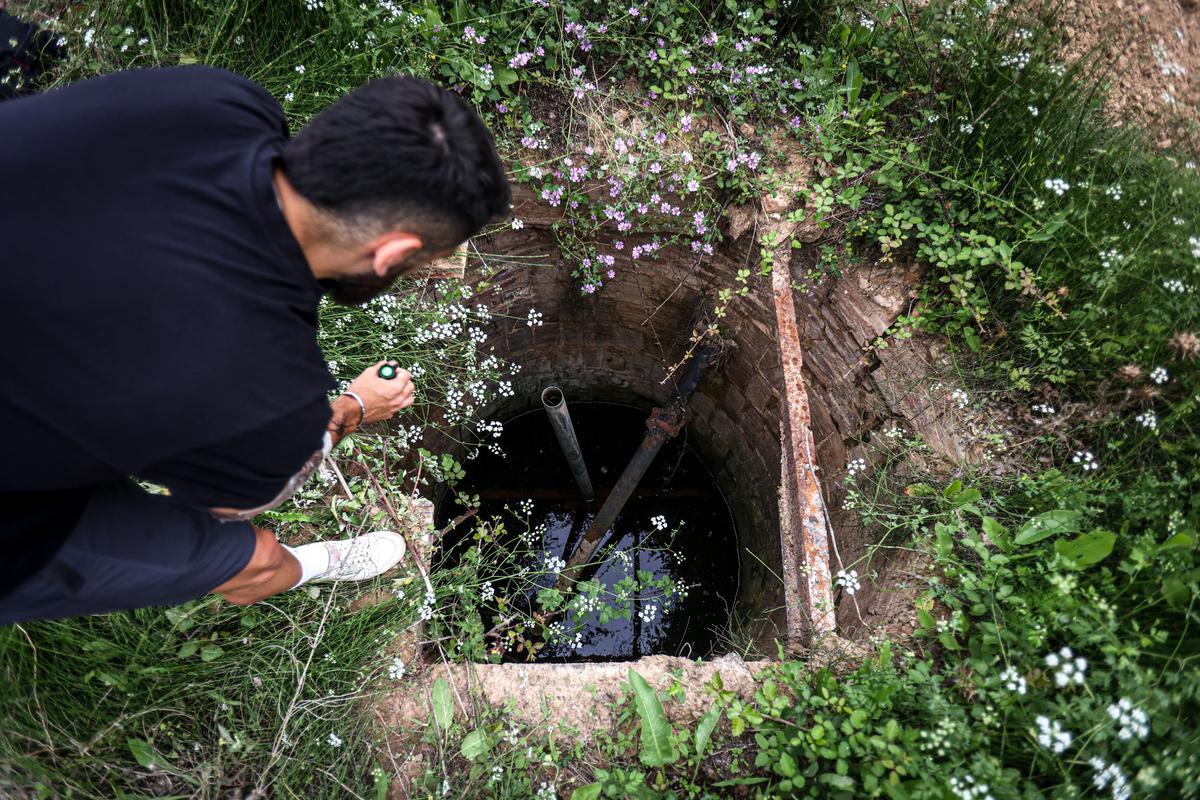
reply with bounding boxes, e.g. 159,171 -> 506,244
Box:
309,531 -> 407,583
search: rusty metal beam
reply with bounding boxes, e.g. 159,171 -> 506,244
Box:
768,222 -> 836,642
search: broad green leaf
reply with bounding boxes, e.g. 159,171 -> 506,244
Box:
1161,532 -> 1195,550
1055,529 -> 1116,568
628,669 -> 679,767
982,516 -> 1009,548
694,703 -> 721,760
1162,578 -> 1190,607
127,738 -> 156,769
176,642 -> 197,659
431,678 -> 453,730
1014,510 -> 1082,546
199,644 -> 223,663
459,728 -> 490,760
494,67 -> 519,87
570,785 -> 602,800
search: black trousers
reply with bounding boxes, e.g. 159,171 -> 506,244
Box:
0,480 -> 255,624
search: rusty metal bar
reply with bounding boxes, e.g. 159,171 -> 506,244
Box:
769,223 -> 836,641
557,334 -> 720,586
542,385 -> 594,502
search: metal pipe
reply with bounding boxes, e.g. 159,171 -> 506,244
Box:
557,335 -> 720,587
542,385 -> 594,502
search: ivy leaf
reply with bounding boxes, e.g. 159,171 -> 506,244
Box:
1055,529 -> 1116,568
1014,510 -> 1082,546
628,669 -> 679,767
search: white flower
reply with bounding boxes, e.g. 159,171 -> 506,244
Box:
846,458 -> 867,477
1135,410 -> 1157,430
1090,757 -> 1132,800
1190,235 -> 1200,258
1107,698 -> 1150,741
1000,665 -> 1027,695
950,388 -> 969,409
650,514 -> 668,531
1028,105 -> 1039,116
1034,715 -> 1073,752
950,774 -> 996,800
1071,450 -> 1098,471
490,764 -> 504,783
511,217 -> 525,230
526,309 -> 544,327
1045,646 -> 1087,687
835,569 -> 861,595
284,92 -> 295,102
638,603 -> 658,623
535,781 -> 557,800
388,657 -> 406,680
1032,402 -> 1056,415
295,64 -> 306,73
1162,278 -> 1189,293
1043,177 -> 1070,196
480,581 -> 495,602
1150,366 -> 1168,384
327,732 -> 343,748
542,553 -> 566,574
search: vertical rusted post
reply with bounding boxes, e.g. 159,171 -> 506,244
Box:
768,222 -> 836,642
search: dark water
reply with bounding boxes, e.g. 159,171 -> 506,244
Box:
436,402 -> 739,662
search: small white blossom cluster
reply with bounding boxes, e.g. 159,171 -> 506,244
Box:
950,388 -> 970,409
638,602 -> 659,623
835,569 -> 861,595
526,309 -> 544,327
542,553 -> 566,575
490,764 -> 504,783
1150,366 -> 1169,384
1034,715 -> 1073,752
1162,278 -> 1190,293
1135,410 -> 1157,430
1099,248 -> 1127,269
518,499 -> 535,516
999,51 -> 1031,69
1107,698 -> 1150,741
949,774 -> 995,800
388,657 -> 406,681
1190,235 -> 1200,258
650,514 -> 668,531
1104,184 -> 1123,200
303,0 -> 325,9
1032,402 -> 1056,415
846,458 -> 867,477
1045,646 -> 1088,687
477,419 -> 504,439
479,581 -> 495,602
1000,665 -> 1027,695
535,782 -> 557,800
510,217 -> 525,230
1072,450 -> 1098,471
1043,177 -> 1070,196
1090,758 -> 1131,800
417,591 -> 436,621
327,732 -> 343,748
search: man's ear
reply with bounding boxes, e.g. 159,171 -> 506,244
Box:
371,232 -> 424,277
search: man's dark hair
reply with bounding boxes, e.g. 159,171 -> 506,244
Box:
281,76 -> 511,249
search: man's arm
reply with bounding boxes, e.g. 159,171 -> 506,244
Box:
208,361 -> 414,521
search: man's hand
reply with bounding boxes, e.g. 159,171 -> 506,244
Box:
327,360 -> 415,443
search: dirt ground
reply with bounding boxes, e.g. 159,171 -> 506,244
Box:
1056,0 -> 1199,143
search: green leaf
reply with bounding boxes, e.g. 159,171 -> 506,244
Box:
982,516 -> 1008,547
1014,510 -> 1082,546
373,763 -> 389,800
177,642 -> 197,659
713,777 -> 768,787
628,669 -> 679,767
127,738 -> 156,769
1161,532 -> 1195,550
570,785 -> 603,800
494,67 -> 519,87
1162,578 -> 1191,607
460,728 -> 490,760
431,678 -> 453,731
695,703 -> 720,760
1055,529 -> 1116,568
199,644 -> 223,663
